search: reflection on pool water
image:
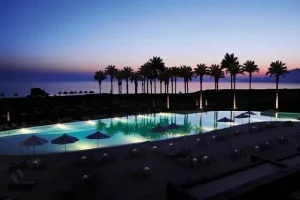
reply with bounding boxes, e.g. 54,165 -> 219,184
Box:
0,111 -> 298,155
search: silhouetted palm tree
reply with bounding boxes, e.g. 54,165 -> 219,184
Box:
221,53 -> 239,90
130,71 -> 142,94
266,60 -> 288,110
149,56 -> 165,94
115,69 -> 124,94
139,62 -> 152,94
123,66 -> 133,95
105,65 -> 117,94
194,63 -> 209,109
171,67 -> 180,94
180,65 -> 193,94
221,53 -> 243,109
243,60 -> 259,89
162,68 -> 171,94
158,72 -> 165,93
209,64 -> 225,90
230,64 -> 244,109
94,70 -> 107,94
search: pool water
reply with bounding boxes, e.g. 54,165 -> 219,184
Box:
0,111 -> 297,155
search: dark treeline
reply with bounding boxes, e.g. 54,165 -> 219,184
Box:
0,89 -> 300,128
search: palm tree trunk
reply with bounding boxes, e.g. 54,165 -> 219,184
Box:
160,81 -> 162,93
200,78 -> 203,110
276,76 -> 279,110
147,78 -> 149,94
171,78 -> 174,94
150,80 -> 152,94
249,73 -> 252,89
230,75 -> 233,90
154,79 -> 156,94
126,79 -> 129,95
233,76 -> 236,110
99,83 -> 101,94
175,78 -> 177,94
110,79 -> 113,94
187,81 -> 189,93
135,82 -> 138,94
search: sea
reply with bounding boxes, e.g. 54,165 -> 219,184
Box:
1,81 -> 300,97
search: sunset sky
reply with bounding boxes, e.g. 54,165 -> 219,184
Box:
0,0 -> 299,81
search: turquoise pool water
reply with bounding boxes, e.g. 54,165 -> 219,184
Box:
0,111 -> 298,155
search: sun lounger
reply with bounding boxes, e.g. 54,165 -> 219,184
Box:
9,174 -> 35,188
73,155 -> 93,166
228,149 -> 247,159
282,121 -> 293,126
15,169 -> 35,181
164,147 -> 191,158
95,153 -> 118,165
278,136 -> 289,144
8,161 -> 29,171
131,166 -> 151,179
125,147 -> 147,159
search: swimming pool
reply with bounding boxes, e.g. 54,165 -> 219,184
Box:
0,111 -> 298,155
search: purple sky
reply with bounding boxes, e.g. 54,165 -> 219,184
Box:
0,0 -> 299,81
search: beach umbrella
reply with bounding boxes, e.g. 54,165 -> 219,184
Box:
217,117 -> 234,128
69,91 -> 74,95
243,111 -> 256,123
84,90 -> 88,94
79,90 -> 83,94
85,131 -> 110,149
63,91 -> 68,95
51,134 -> 79,153
89,90 -> 94,94
58,91 -> 62,95
20,135 -> 48,159
0,93 -> 4,97
14,93 -> 18,97
234,113 -> 250,124
74,91 -> 77,94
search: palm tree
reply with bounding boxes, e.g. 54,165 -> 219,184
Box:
123,66 -> 133,95
221,53 -> 243,109
115,69 -> 124,94
180,65 -> 193,94
209,64 -> 225,90
221,53 -> 239,90
94,70 -> 107,94
149,56 -> 165,94
162,68 -> 171,94
172,67 -> 180,94
105,65 -> 117,94
138,64 -> 148,93
130,71 -> 142,94
139,62 -> 152,94
266,60 -> 288,110
243,60 -> 259,89
230,64 -> 245,109
194,63 -> 209,110
158,72 -> 165,93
